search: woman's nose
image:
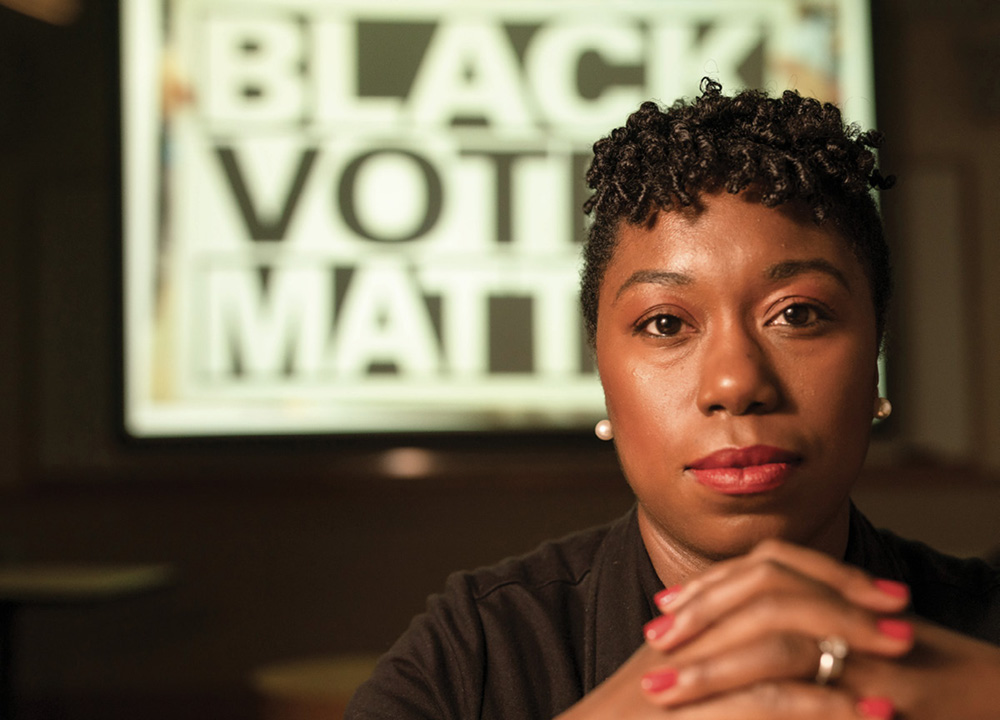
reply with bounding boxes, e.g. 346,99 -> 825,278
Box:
696,324 -> 782,416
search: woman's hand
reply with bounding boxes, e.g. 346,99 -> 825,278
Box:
556,540 -> 912,720
639,539 -> 1000,719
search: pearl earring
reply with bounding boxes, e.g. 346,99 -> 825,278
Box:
594,419 -> 614,441
874,397 -> 892,420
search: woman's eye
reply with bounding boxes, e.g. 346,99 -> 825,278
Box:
640,314 -> 684,336
774,303 -> 821,327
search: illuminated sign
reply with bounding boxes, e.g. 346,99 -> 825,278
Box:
122,0 -> 874,436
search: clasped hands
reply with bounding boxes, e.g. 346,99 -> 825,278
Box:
561,540 -> 1000,719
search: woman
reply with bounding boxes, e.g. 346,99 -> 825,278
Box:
345,80 -> 1000,719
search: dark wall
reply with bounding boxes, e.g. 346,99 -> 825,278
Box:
2,2 -> 1000,718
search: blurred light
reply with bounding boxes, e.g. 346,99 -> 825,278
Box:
379,447 -> 436,479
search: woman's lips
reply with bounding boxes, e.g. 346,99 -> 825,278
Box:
687,445 -> 801,495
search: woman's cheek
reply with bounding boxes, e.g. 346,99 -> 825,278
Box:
605,356 -> 689,453
814,340 -> 878,421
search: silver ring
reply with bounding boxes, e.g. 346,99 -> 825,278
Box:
814,635 -> 849,685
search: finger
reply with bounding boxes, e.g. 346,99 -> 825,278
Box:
748,540 -> 910,610
650,557 -> 835,648
660,539 -> 909,616
646,584 -> 914,659
647,679 -> 894,720
646,552 -> 915,655
641,632 -> 819,706
642,631 -> 887,708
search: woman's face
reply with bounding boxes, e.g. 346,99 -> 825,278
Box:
595,192 -> 879,563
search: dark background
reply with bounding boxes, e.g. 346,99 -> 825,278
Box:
2,1 -> 1000,718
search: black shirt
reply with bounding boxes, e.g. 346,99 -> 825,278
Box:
345,505 -> 1000,720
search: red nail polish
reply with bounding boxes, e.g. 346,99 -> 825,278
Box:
643,614 -> 674,641
873,578 -> 909,600
641,668 -> 678,693
877,618 -> 913,641
654,585 -> 683,607
856,696 -> 894,719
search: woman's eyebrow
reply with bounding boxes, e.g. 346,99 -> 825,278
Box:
765,259 -> 851,290
614,269 -> 693,301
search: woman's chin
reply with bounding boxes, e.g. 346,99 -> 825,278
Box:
696,525 -> 789,560
638,504 -> 806,561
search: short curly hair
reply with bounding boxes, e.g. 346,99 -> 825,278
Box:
581,78 -> 894,350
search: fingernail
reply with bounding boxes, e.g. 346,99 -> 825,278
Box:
873,578 -> 909,600
877,618 -> 913,641
640,668 -> 678,693
643,614 -> 674,641
856,696 -> 894,719
654,585 -> 683,608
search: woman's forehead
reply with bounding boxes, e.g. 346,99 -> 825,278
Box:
606,193 -> 861,283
